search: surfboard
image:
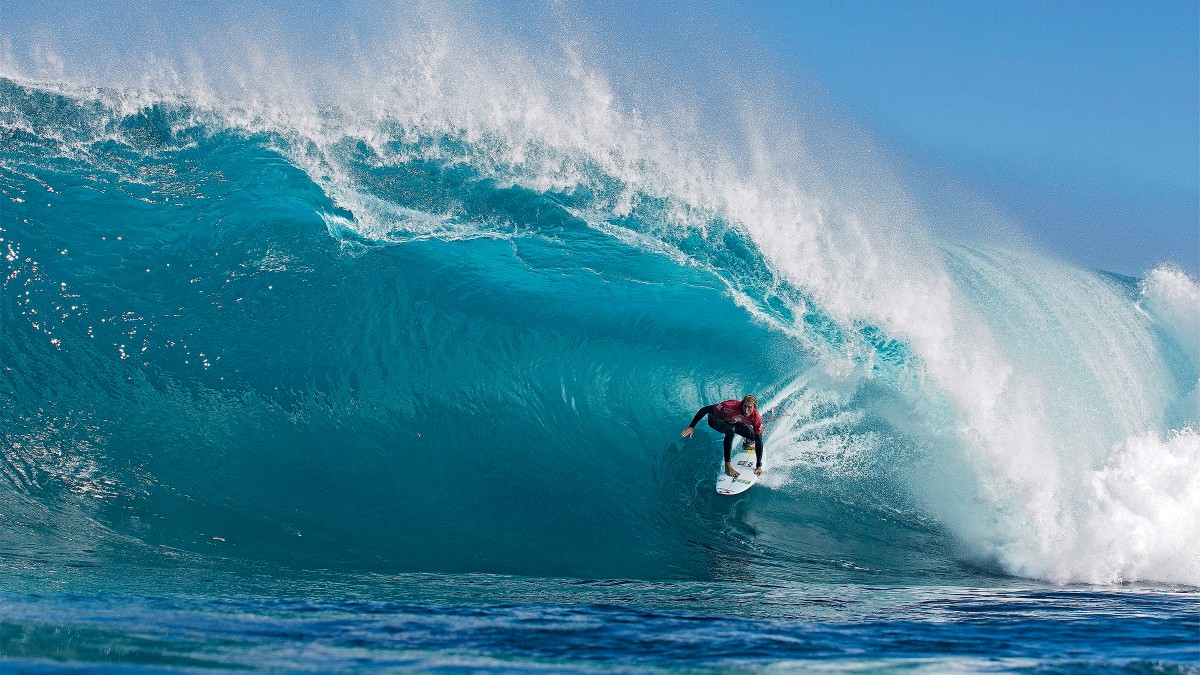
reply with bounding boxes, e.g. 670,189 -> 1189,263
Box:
716,449 -> 760,495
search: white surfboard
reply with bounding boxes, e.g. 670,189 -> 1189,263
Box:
716,449 -> 760,495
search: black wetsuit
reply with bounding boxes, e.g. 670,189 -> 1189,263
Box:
689,405 -> 765,467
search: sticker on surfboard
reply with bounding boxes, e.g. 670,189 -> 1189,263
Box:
716,449 -> 760,495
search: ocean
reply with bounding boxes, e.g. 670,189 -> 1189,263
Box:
1,15 -> 1197,671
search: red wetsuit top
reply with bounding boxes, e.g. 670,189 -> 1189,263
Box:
712,399 -> 764,434
688,400 -> 766,466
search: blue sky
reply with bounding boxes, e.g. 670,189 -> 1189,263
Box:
724,1 -> 1199,276
6,1 -> 1197,276
526,0 -> 1198,275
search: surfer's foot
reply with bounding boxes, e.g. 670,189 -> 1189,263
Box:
724,463 -> 739,478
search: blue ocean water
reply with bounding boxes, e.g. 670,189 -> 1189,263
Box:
1,27 -> 1198,672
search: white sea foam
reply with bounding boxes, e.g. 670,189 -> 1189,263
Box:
1140,266 -> 1200,435
1140,265 -> 1200,372
984,425 -> 1200,585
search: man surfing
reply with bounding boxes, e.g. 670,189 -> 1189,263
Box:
682,395 -> 765,478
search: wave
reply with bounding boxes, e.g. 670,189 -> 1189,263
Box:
1,16 -> 1196,586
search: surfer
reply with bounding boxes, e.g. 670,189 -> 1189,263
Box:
682,395 -> 764,478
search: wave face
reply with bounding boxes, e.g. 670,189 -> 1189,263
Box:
1,23 -> 1197,587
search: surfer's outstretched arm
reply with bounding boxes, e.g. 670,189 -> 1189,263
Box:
681,405 -> 714,438
754,433 -> 765,474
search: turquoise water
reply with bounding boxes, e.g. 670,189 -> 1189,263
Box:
1,45 -> 1197,671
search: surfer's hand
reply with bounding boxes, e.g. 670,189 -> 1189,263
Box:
725,462 -> 739,478
754,465 -> 763,476
681,427 -> 694,438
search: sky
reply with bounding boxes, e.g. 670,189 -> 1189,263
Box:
724,1 -> 1199,276
4,0 -> 1197,276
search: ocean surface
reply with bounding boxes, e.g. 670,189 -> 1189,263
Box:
1,18 -> 1198,671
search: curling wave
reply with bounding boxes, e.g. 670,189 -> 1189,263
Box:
1,24 -> 1195,586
